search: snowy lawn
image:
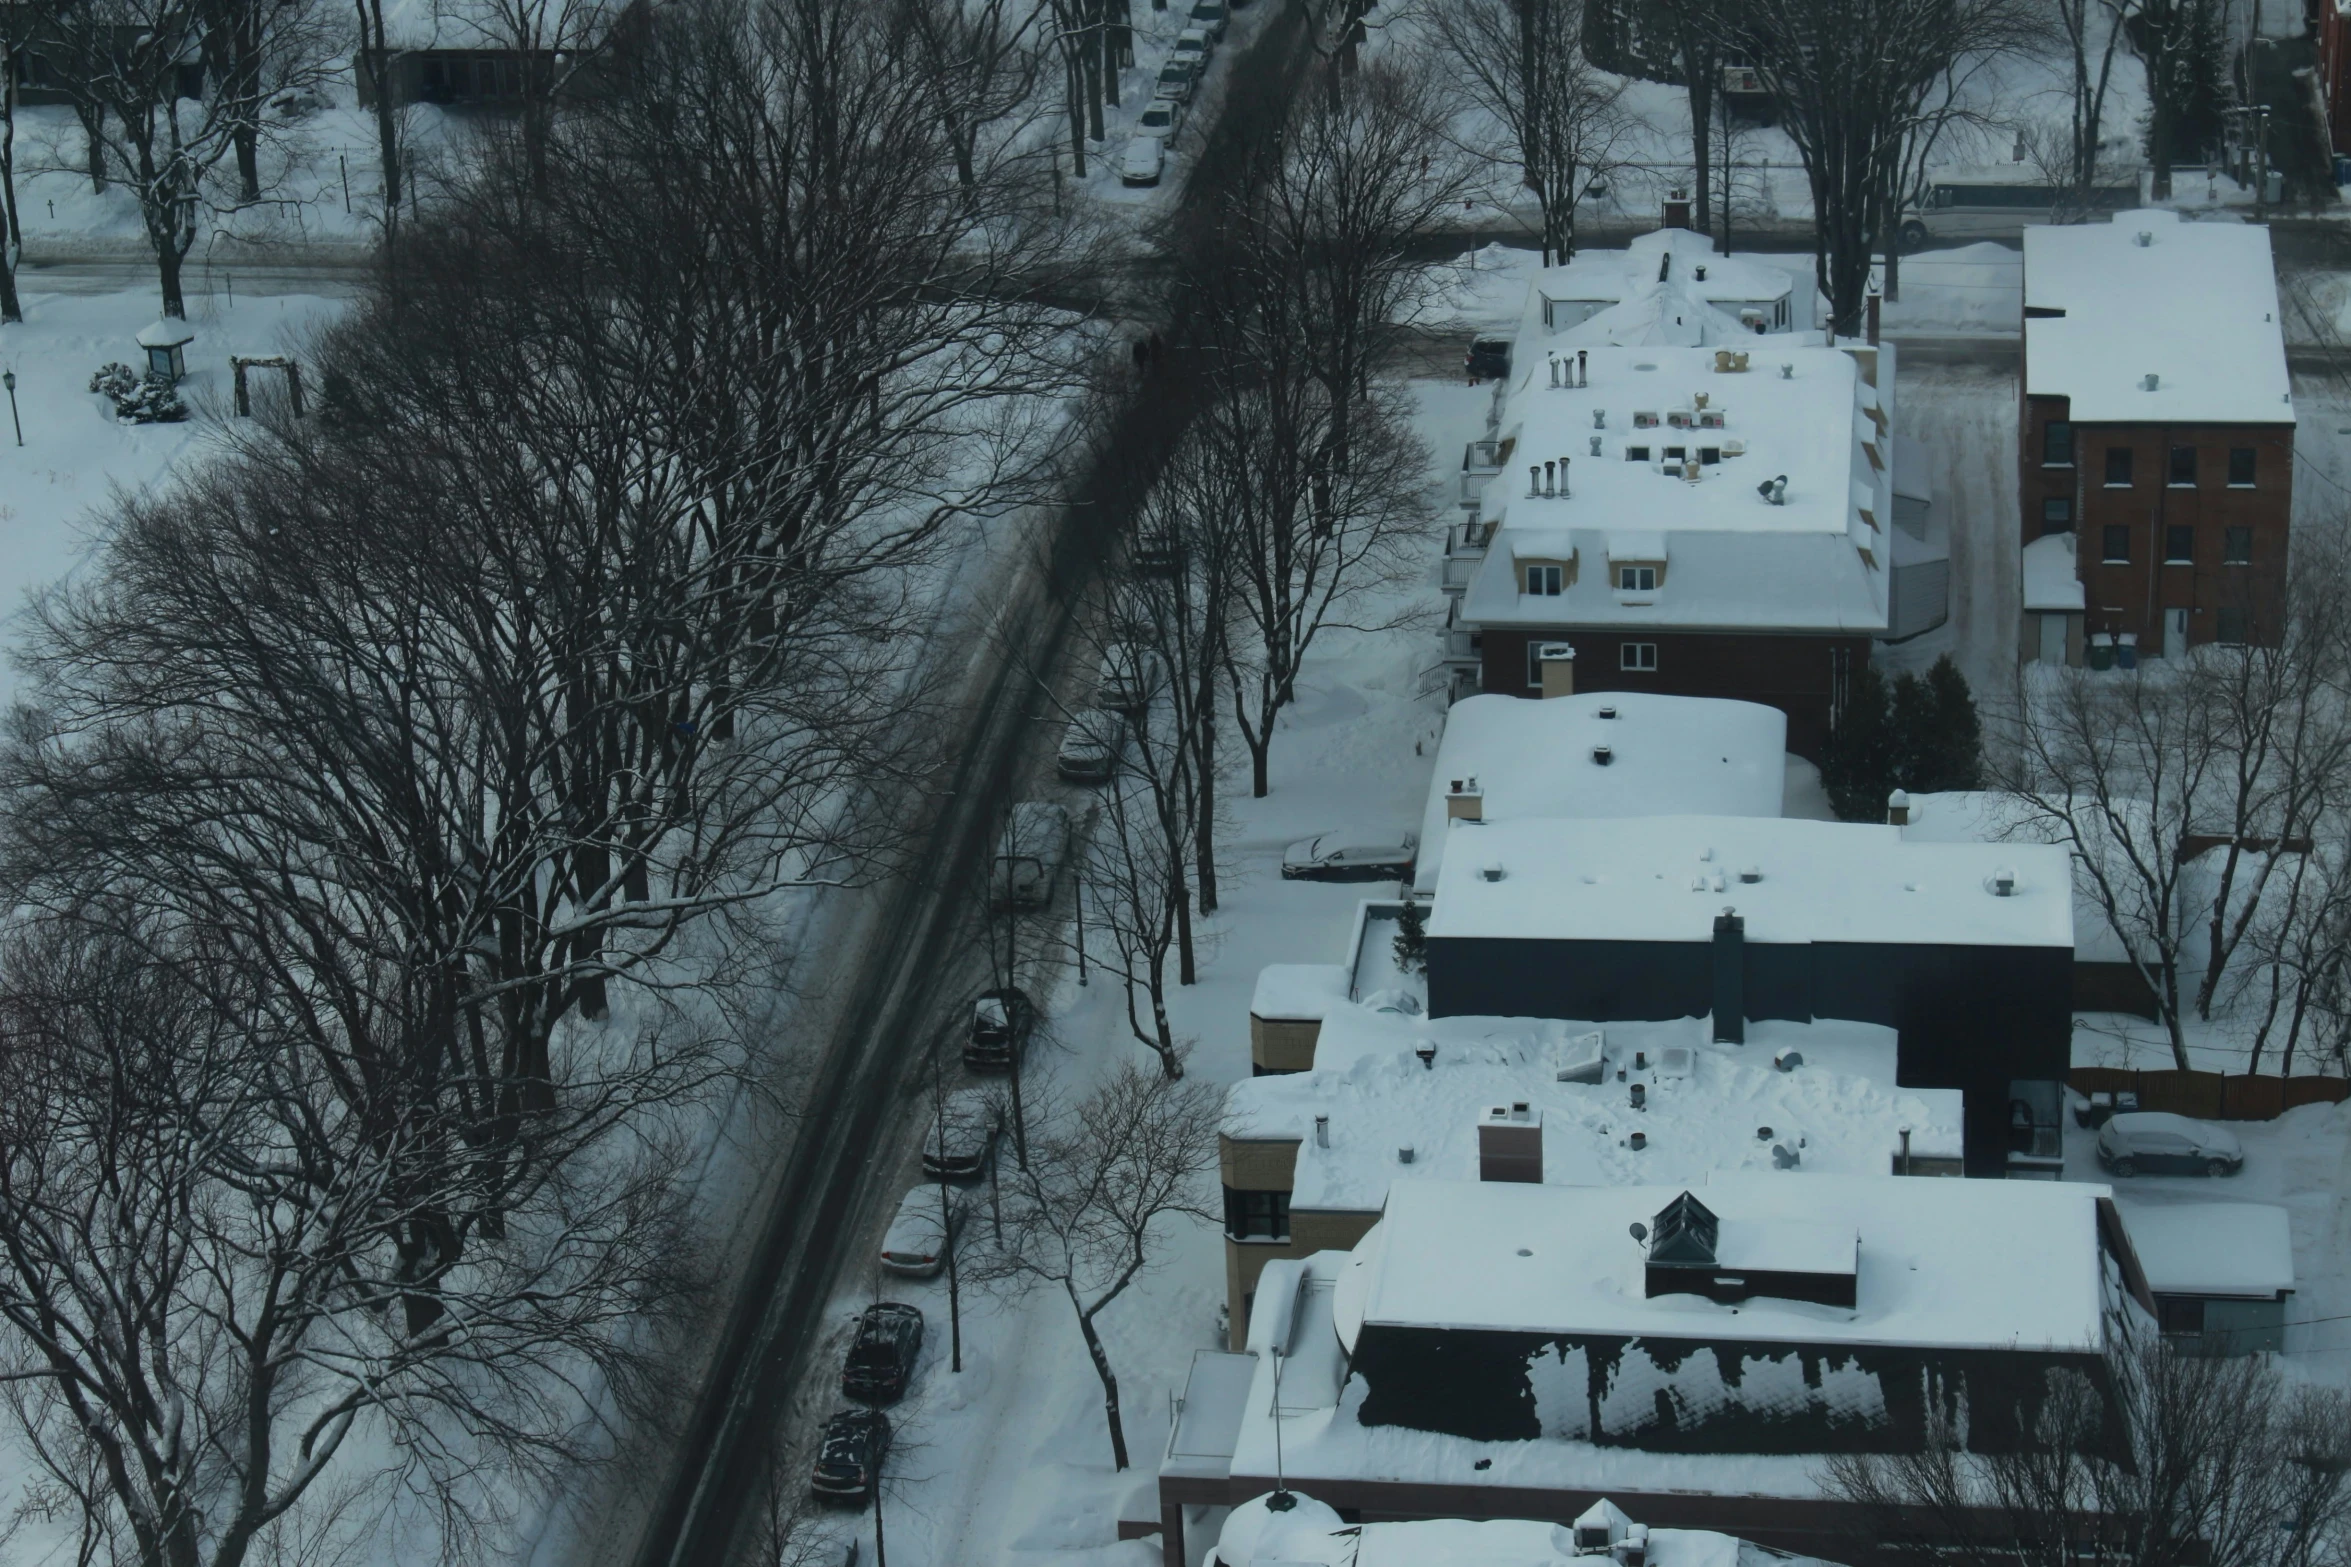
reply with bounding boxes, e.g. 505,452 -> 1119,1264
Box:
0,286 -> 349,709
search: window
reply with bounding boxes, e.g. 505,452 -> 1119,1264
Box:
1621,642 -> 1659,672
1525,642 -> 1547,689
2164,525 -> 2194,564
2223,526 -> 2252,564
2168,445 -> 2197,486
2043,420 -> 2074,466
2229,447 -> 2256,487
1524,563 -> 1562,596
2217,607 -> 2250,645
1626,445 -> 1651,462
2102,525 -> 2131,564
1617,564 -> 1657,592
2104,447 -> 2133,486
1224,1188 -> 1291,1241
2042,496 -> 2074,529
2158,1297 -> 2207,1335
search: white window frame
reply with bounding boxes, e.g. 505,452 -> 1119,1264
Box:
1617,564 -> 1657,593
1620,642 -> 1658,672
1525,564 -> 1563,596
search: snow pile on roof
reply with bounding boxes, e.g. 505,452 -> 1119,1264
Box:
1894,791 -> 2133,963
2022,530 -> 2085,612
1221,1006 -> 1963,1210
2024,211 -> 2292,426
1459,344 -> 1890,635
1536,230 -> 1797,313
1413,693 -> 1786,893
1427,816 -> 2074,949
1335,1174 -> 2114,1353
1251,963 -> 1352,1022
1213,1499 -> 1846,1567
2120,1201 -> 2294,1298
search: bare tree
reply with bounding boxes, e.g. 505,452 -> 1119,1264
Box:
1826,1330 -> 2351,1567
2048,0 -> 2138,205
1654,0 -> 1721,236
974,1060 -> 1220,1470
900,0 -> 1050,193
1419,0 -> 1629,265
0,1 -> 26,322
1716,0 -> 2039,335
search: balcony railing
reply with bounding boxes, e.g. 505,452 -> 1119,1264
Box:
1441,519 -> 1493,597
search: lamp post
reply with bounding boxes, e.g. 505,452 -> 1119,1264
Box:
3,370 -> 19,447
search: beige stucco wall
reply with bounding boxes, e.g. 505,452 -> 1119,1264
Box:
1224,1210 -> 1382,1350
1248,1016 -> 1321,1074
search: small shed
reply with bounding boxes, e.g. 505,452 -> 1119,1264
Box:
2121,1202 -> 2295,1355
136,319 -> 196,384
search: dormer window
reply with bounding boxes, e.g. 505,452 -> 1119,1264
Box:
1526,564 -> 1563,596
1618,565 -> 1657,592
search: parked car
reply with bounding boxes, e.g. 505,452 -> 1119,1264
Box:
1057,707 -> 1127,782
993,801 -> 1070,911
966,985 -> 1035,1072
1152,60 -> 1197,103
1119,133 -> 1164,187
1466,337 -> 1511,381
1137,97 -> 1183,140
880,1184 -> 963,1278
810,1407 -> 891,1501
1280,831 -> 1418,883
1173,25 -> 1213,68
2096,1112 -> 2245,1178
1188,0 -> 1228,39
922,1088 -> 1003,1181
841,1302 -> 925,1404
1896,174 -> 2140,250
1096,642 -> 1166,710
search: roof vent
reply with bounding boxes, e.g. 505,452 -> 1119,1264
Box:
1779,363 -> 1794,380
1737,865 -> 1761,883
2135,229 -> 2154,247
1592,743 -> 1614,766
2142,373 -> 2160,392
1597,704 -> 1618,719
1593,407 -> 1607,429
1992,865 -> 2018,897
1481,861 -> 1506,882
1757,474 -> 1788,505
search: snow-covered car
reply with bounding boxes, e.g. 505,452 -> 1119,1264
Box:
1056,707 -> 1127,782
2095,1112 -> 2245,1178
1173,25 -> 1213,68
1280,831 -> 1418,883
1152,60 -> 1197,103
1096,642 -> 1166,710
879,1184 -> 962,1277
921,1089 -> 1003,1181
1136,97 -> 1182,140
992,801 -> 1070,911
1187,0 -> 1228,40
1466,337 -> 1512,381
840,1302 -> 924,1404
810,1407 -> 890,1500
1120,133 -> 1165,187
965,985 -> 1035,1072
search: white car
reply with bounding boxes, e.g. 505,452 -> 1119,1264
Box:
1280,831 -> 1418,882
1136,98 -> 1182,140
1096,642 -> 1166,710
1120,134 -> 1165,188
1172,26 -> 1213,69
880,1184 -> 962,1278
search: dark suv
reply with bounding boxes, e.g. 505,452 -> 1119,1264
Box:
841,1302 -> 924,1404
965,986 -> 1035,1071
810,1407 -> 891,1502
1466,337 -> 1511,381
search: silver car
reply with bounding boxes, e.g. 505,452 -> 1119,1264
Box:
880,1184 -> 963,1277
2095,1112 -> 2244,1178
1056,707 -> 1127,782
1280,831 -> 1417,883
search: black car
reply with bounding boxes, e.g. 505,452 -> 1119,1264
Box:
841,1302 -> 925,1405
1465,337 -> 1511,381
965,986 -> 1035,1071
811,1407 -> 891,1502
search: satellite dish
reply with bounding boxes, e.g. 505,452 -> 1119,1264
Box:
1629,1222 -> 1649,1243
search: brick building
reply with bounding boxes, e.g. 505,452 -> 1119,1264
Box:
2020,210 -> 2294,663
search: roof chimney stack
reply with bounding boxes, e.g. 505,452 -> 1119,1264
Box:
1446,778 -> 1484,822
1478,1103 -> 1543,1182
1661,189 -> 1692,231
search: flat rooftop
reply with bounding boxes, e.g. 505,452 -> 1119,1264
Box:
1426,815 -> 2074,949
1222,1006 -> 1963,1210
1334,1174 -> 2114,1354
1413,692 -> 1786,894
2024,210 -> 2292,427
2119,1201 -> 2294,1299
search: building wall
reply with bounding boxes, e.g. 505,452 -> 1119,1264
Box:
1249,1015 -> 1320,1074
2018,393 -> 2294,651
1477,627 -> 1872,761
1221,1211 -> 1380,1350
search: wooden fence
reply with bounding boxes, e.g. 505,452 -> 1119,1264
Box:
2070,1067 -> 2350,1121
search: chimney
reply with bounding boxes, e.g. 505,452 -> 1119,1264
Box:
1477,1103 -> 1543,1183
1711,908 -> 1745,1044
1886,788 -> 1911,827
1446,777 -> 1484,822
1661,189 -> 1692,230
1866,288 -> 1881,346
1537,642 -> 1576,698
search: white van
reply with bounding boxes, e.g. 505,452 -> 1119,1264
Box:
1898,174 -> 2141,250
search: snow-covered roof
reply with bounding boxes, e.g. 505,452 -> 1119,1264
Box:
1413,693 -> 1786,894
2119,1201 -> 2294,1298
2022,530 -> 2085,612
1895,791 -> 2135,964
1334,1173 -> 2115,1354
1426,816 -> 2075,950
1221,1005 -> 1964,1211
2024,211 -> 2292,427
135,319 -> 196,349
1459,344 -> 1890,635
1536,230 -> 1796,309
1251,963 -> 1352,1022
1215,1503 -> 1845,1567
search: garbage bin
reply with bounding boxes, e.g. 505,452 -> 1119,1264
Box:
2116,632 -> 2138,670
2088,633 -> 2115,671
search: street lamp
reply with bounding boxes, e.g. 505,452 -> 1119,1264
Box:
3,370 -> 18,447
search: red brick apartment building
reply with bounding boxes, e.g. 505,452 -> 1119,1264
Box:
2019,210 -> 2293,664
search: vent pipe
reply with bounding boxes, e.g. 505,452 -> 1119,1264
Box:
1544,461 -> 1556,497
1578,349 -> 1589,387
1314,1114 -> 1329,1148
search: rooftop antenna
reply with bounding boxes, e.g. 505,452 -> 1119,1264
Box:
1268,1345 -> 1293,1509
